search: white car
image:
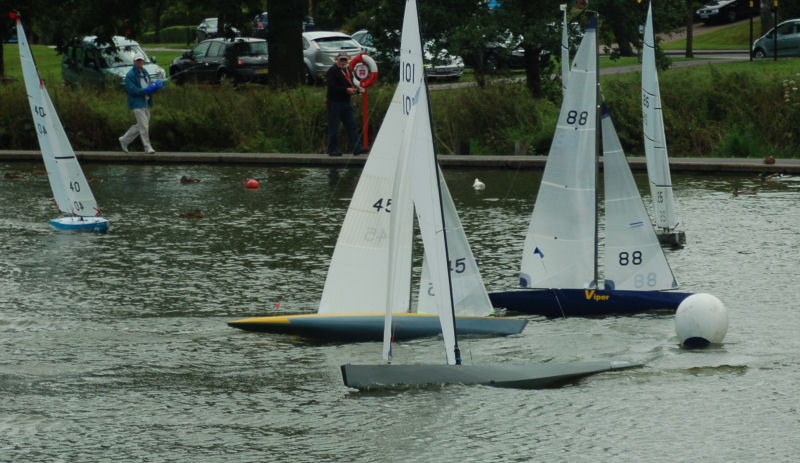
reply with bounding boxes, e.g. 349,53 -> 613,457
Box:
351,29 -> 464,80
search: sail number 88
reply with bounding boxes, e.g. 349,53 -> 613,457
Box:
566,110 -> 589,126
618,251 -> 642,266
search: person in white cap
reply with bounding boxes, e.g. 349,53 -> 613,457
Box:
119,52 -> 160,154
325,51 -> 368,156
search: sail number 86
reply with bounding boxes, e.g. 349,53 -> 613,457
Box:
566,110 -> 589,126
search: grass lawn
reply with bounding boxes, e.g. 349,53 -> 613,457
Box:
663,19 -> 763,50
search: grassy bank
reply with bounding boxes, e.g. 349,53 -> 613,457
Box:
2,54 -> 799,158
663,19 -> 761,50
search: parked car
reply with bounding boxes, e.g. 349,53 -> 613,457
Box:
695,0 -> 756,24
752,19 -> 800,58
196,18 -> 240,43
350,29 -> 464,80
62,36 -> 168,88
169,37 -> 269,85
302,31 -> 363,84
251,12 -> 315,39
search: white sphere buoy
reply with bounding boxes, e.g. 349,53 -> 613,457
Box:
473,178 -> 485,190
675,293 -> 728,348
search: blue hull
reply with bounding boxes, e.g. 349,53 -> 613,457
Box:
489,288 -> 693,317
50,216 -> 108,232
227,313 -> 528,342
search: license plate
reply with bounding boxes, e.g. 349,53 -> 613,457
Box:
256,68 -> 269,74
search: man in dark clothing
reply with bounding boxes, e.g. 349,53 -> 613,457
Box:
326,52 -> 368,156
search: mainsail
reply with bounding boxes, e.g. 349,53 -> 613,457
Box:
520,18 -> 597,290
17,17 -> 100,218
642,2 -> 678,232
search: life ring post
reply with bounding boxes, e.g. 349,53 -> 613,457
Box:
348,53 -> 378,152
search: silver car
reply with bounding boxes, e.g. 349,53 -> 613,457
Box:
61,36 -> 168,88
302,31 -> 362,84
752,19 -> 800,59
350,29 -> 464,80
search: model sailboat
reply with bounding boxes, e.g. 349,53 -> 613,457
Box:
341,3 -> 640,390
228,5 -> 525,341
488,15 -> 691,317
15,14 -> 108,232
642,2 -> 684,246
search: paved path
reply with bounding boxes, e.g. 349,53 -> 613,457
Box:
1,150 -> 796,174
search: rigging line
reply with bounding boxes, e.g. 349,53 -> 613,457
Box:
554,289 -> 567,320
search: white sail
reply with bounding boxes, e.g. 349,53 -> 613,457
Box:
601,103 -> 678,291
317,82 -> 413,315
408,89 -> 457,364
642,2 -> 678,231
417,166 -> 493,317
17,18 -> 100,217
520,19 -> 597,289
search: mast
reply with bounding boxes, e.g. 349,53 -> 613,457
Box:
417,9 -> 461,365
592,13 -> 601,289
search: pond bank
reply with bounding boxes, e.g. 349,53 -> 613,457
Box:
1,150 -> 797,174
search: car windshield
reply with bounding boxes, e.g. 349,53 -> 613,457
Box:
313,37 -> 360,50
100,45 -> 147,68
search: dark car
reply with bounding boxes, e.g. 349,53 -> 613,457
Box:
251,12 -> 315,39
169,38 -> 268,85
695,0 -> 756,24
195,18 -> 240,43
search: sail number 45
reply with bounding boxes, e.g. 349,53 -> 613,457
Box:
373,198 -> 391,213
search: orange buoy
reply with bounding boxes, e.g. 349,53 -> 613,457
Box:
246,179 -> 259,189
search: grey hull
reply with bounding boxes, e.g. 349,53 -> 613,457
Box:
341,360 -> 642,390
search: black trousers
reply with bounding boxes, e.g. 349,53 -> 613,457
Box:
327,99 -> 362,154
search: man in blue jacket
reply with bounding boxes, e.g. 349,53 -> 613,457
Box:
119,53 -> 160,154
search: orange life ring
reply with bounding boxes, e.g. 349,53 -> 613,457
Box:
348,53 -> 378,88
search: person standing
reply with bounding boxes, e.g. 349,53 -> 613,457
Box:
326,52 -> 368,157
119,53 -> 160,154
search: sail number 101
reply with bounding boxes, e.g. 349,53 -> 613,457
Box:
401,60 -> 416,116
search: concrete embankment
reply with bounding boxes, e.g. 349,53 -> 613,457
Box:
1,150 -> 798,174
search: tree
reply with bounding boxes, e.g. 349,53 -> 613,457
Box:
268,0 -> 306,87
685,0 -> 694,58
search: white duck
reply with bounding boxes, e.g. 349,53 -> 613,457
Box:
472,178 -> 485,190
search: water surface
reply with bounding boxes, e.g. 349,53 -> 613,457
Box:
2,163 -> 799,461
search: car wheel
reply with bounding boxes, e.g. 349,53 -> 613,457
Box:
170,67 -> 184,85
754,48 -> 767,59
304,66 -> 316,85
485,54 -> 499,73
218,70 -> 234,86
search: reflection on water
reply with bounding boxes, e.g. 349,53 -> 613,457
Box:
1,163 -> 799,461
